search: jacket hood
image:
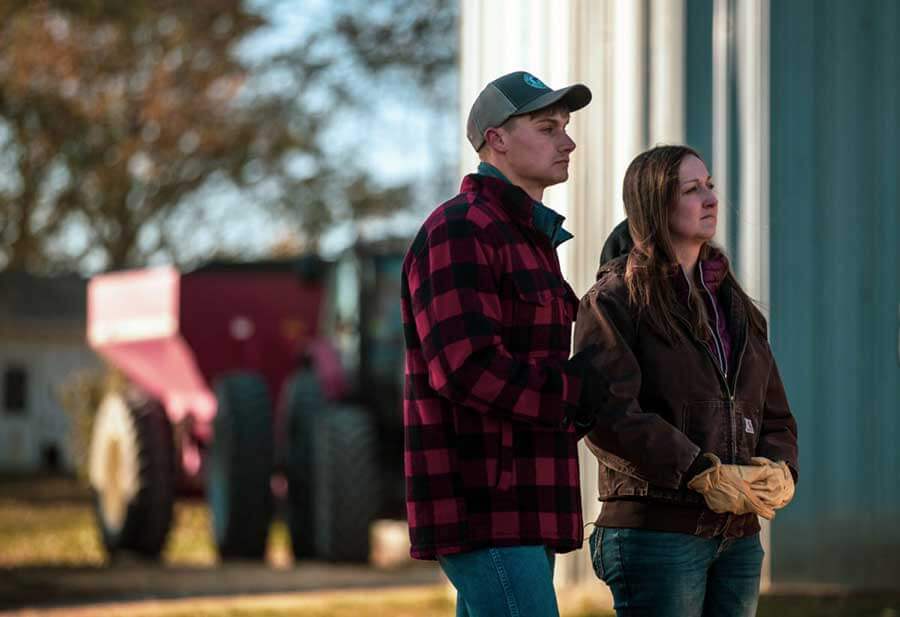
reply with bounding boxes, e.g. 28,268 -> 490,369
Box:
595,220 -> 730,290
597,219 -> 634,280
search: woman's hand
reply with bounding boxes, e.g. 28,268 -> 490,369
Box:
749,457 -> 795,509
687,453 -> 776,519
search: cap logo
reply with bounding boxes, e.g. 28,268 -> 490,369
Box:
523,73 -> 549,90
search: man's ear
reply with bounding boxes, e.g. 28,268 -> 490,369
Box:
483,127 -> 509,153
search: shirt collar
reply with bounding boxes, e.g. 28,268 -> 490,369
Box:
475,162 -> 574,247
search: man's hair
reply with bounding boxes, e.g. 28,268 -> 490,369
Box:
526,101 -> 570,121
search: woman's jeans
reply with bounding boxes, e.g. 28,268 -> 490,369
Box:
589,526 -> 764,617
438,545 -> 558,617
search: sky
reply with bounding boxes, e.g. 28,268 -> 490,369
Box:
188,0 -> 458,260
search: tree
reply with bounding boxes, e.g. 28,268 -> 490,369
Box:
332,0 -> 457,91
0,0 -> 459,273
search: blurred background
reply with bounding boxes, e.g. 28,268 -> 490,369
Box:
0,1 -> 898,616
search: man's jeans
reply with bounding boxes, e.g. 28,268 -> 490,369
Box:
589,526 -> 764,617
438,545 -> 558,617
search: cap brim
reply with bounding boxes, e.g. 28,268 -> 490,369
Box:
514,83 -> 592,116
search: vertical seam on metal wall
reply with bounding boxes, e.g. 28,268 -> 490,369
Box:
642,0 -> 651,147
713,0 -> 729,249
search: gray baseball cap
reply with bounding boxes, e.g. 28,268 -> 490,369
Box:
466,71 -> 592,151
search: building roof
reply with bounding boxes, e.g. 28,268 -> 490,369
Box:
0,272 -> 87,336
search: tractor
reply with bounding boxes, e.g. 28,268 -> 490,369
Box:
85,243 -> 406,562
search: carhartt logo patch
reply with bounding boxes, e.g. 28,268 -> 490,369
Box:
744,418 -> 755,434
523,73 -> 549,90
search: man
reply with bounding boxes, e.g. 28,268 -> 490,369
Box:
401,71 -> 596,617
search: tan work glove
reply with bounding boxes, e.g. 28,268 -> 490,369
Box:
749,457 -> 795,509
687,453 -> 776,520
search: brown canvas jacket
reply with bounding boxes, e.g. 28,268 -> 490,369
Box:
574,255 -> 799,537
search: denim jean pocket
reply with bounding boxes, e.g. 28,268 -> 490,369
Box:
588,526 -> 605,580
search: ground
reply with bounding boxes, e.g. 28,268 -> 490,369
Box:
1,474 -> 898,617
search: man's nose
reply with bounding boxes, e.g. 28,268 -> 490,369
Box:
560,134 -> 576,152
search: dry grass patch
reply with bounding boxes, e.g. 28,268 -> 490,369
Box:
0,475 -> 291,567
8,586 -> 457,617
0,500 -> 103,567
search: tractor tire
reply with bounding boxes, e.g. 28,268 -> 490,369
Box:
283,370 -> 324,560
208,372 -> 274,560
312,405 -> 381,562
88,391 -> 175,560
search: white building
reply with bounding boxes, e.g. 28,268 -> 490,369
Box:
0,272 -> 98,472
460,0 -> 900,592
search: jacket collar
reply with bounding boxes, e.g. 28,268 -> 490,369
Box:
671,247 -> 730,305
669,249 -> 748,357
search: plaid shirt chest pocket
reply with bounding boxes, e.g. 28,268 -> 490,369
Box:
503,271 -> 576,353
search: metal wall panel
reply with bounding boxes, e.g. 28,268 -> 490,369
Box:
686,0 -> 714,163
459,0 -> 605,593
459,0 -> 900,591
459,0 -> 687,593
770,0 -> 900,589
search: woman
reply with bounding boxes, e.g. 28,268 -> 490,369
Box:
574,145 -> 799,617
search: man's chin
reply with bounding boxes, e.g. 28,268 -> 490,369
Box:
542,171 -> 569,188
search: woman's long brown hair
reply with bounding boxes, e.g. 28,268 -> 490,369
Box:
622,145 -> 765,343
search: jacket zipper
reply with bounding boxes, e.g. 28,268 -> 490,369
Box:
697,266 -> 740,461
699,265 -> 728,377
728,321 -> 750,463
673,269 -> 749,463
672,310 -> 732,394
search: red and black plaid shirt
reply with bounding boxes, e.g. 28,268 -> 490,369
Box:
401,174 -> 584,560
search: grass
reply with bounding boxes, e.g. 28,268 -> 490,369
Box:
2,475 -> 899,617
117,591 -> 456,617
0,498 -> 103,566
0,474 -> 292,567
18,587 -> 460,617
17,587 -> 900,617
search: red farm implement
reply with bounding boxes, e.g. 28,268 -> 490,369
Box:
85,247 -> 405,563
